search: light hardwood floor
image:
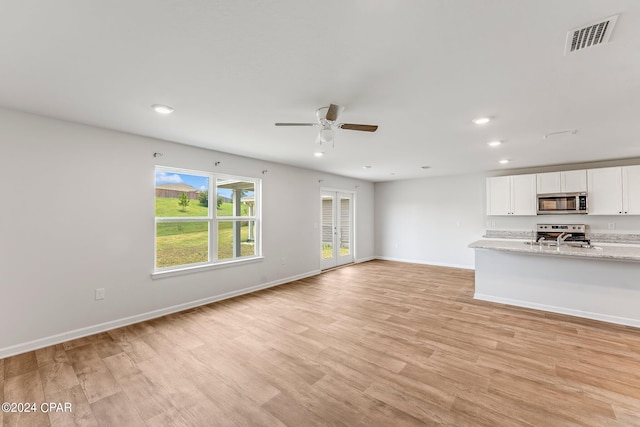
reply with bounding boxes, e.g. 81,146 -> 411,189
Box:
3,260 -> 640,426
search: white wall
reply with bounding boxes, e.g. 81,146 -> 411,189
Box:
374,174 -> 486,269
0,108 -> 374,357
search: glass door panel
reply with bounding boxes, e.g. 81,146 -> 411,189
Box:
320,191 -> 353,270
321,194 -> 334,261
339,196 -> 351,257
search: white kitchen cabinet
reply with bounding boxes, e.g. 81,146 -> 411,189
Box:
486,176 -> 510,215
624,165 -> 640,214
563,170 -> 588,192
511,174 -> 538,215
536,170 -> 587,194
486,174 -> 537,216
587,165 -> 640,215
536,172 -> 561,194
588,167 -> 622,215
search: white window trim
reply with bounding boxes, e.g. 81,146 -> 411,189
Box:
151,256 -> 264,279
154,166 -> 262,277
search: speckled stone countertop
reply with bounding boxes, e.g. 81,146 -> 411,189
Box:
589,233 -> 640,244
484,229 -> 640,244
469,239 -> 640,262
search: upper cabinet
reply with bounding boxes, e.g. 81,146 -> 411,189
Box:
486,174 -> 537,216
486,166 -> 640,217
624,166 -> 640,214
587,166 -> 640,215
563,170 -> 588,192
536,170 -> 587,194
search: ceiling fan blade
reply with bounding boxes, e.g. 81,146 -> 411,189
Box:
275,123 -> 317,126
338,123 -> 378,132
325,104 -> 341,122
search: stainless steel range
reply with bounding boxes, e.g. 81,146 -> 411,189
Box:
535,224 -> 590,246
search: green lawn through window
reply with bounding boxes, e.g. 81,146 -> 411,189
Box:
155,198 -> 255,268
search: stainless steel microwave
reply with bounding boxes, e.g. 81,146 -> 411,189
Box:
537,192 -> 588,214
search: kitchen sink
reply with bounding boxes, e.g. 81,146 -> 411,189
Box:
524,241 -> 597,249
565,242 -> 597,248
524,241 -> 558,247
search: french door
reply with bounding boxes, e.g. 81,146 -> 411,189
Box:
320,191 -> 354,270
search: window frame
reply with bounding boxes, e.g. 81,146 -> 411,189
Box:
153,166 -> 262,278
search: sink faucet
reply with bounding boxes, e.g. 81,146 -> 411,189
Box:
536,236 -> 546,245
557,232 -> 572,246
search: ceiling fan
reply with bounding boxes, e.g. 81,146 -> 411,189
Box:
275,104 -> 378,146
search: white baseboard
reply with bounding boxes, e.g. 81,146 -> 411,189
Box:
375,256 -> 475,270
355,256 -> 376,263
0,270 -> 320,359
474,293 -> 640,328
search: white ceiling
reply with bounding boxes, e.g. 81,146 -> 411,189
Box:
2,1 -> 640,182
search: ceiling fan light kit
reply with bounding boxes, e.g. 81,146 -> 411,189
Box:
317,125 -> 334,145
276,104 -> 378,149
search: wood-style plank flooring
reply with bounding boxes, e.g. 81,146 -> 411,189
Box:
3,260 -> 640,426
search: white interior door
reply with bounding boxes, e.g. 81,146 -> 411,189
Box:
321,191 -> 354,270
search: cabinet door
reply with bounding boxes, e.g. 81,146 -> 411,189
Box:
536,172 -> 561,194
587,167 -> 622,215
562,170 -> 587,192
486,176 -> 511,215
511,174 -> 537,215
623,165 -> 640,215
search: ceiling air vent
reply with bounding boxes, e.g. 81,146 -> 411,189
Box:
565,14 -> 619,55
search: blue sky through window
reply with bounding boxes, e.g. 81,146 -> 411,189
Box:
155,171 -> 233,197
155,171 -> 208,190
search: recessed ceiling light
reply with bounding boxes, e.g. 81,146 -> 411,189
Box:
421,166 -> 431,169
473,117 -> 491,125
362,165 -> 372,169
152,104 -> 174,114
487,140 -> 502,147
390,172 -> 397,175
314,152 -> 324,157
499,159 -> 510,164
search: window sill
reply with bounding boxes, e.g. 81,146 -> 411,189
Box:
151,256 -> 264,280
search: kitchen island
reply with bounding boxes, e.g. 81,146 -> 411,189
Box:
469,239 -> 640,327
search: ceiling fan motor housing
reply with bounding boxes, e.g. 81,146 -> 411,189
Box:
316,105 -> 345,123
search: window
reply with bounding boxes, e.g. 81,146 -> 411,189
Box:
154,167 -> 261,273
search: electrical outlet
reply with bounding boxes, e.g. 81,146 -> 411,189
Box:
281,256 -> 286,265
608,223 -> 615,230
95,288 -> 105,300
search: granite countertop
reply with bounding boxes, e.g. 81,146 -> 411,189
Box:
483,229 -> 640,244
469,239 -> 640,262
